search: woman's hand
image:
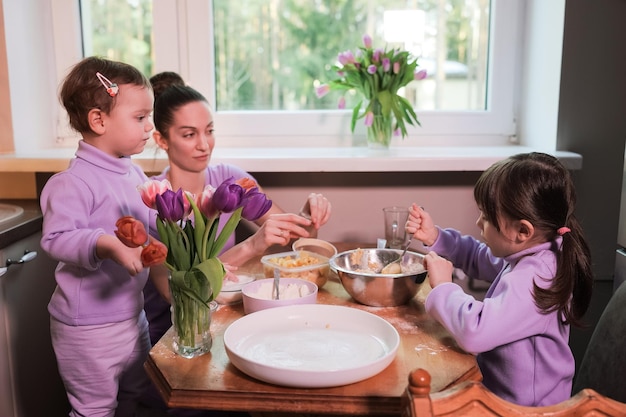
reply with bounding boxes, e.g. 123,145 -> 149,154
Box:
249,213 -> 312,252
423,251 -> 453,288
299,193 -> 332,233
406,203 -> 439,246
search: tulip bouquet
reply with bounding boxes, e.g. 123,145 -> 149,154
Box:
136,176 -> 272,357
316,34 -> 425,147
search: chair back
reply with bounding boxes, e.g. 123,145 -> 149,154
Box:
401,368 -> 626,417
573,281 -> 626,403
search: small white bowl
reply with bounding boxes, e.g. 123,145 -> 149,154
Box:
215,274 -> 256,305
292,238 -> 338,258
241,278 -> 318,314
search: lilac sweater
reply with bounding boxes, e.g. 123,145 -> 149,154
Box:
425,227 -> 573,406
40,141 -> 153,326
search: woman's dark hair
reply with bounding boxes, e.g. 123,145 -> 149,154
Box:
60,56 -> 151,133
149,71 -> 185,100
149,72 -> 208,138
473,152 -> 593,326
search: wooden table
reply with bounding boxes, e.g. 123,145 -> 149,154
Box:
145,243 -> 480,416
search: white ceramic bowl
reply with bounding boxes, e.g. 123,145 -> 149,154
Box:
215,274 -> 256,305
241,278 -> 318,314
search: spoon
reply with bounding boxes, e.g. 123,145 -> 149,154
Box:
272,267 -> 280,300
381,237 -> 412,274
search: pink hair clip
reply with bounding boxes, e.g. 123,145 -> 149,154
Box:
96,72 -> 119,97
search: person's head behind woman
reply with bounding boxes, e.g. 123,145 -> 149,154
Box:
150,75 -> 214,172
474,152 -> 593,326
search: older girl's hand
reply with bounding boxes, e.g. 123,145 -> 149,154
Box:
423,251 -> 454,288
406,203 -> 439,246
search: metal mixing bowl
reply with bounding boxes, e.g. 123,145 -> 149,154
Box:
329,248 -> 427,307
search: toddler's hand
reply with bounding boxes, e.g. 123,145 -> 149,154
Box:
423,251 -> 453,288
406,203 -> 439,246
96,234 -> 145,276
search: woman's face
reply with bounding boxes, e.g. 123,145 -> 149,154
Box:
161,100 -> 215,173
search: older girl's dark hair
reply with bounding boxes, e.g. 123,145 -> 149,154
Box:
59,56 -> 151,133
150,72 -> 208,138
473,152 -> 593,326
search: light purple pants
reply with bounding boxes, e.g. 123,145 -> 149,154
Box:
50,311 -> 151,417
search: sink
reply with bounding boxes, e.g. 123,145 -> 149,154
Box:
0,203 -> 24,224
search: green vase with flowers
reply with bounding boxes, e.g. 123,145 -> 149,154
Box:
316,34 -> 426,148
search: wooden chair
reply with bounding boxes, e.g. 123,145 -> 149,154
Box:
573,281 -> 626,403
401,368 -> 626,417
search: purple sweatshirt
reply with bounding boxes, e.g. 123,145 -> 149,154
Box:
40,141 -> 153,326
425,227 -> 573,406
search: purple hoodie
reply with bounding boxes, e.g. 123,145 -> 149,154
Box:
425,227 -> 573,406
40,141 -> 153,326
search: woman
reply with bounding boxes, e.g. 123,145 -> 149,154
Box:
141,74 -> 331,416
145,73 -> 332,340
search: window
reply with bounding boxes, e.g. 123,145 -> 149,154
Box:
55,0 -> 521,148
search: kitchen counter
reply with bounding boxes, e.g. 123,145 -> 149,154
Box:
0,200 -> 42,250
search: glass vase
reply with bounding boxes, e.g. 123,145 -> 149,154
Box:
169,272 -> 213,358
367,114 -> 393,149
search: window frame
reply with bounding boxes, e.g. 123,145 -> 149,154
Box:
53,0 -> 523,148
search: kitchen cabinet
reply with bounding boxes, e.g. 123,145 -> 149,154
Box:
0,201 -> 69,417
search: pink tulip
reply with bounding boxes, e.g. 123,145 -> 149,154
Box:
315,84 -> 330,98
364,111 -> 374,127
138,179 -> 172,209
338,96 -> 346,109
362,34 -> 372,49
414,69 -> 428,80
196,185 -> 218,219
393,61 -> 401,74
367,65 -> 377,74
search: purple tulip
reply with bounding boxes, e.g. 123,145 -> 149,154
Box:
212,178 -> 244,213
338,50 -> 355,66
155,188 -> 186,222
364,111 -> 374,127
363,34 -> 372,49
241,188 -> 272,221
382,58 -> 390,72
367,65 -> 377,74
338,96 -> 346,109
373,49 -> 382,63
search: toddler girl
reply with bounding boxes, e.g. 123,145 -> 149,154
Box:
407,152 -> 593,406
40,56 -> 155,417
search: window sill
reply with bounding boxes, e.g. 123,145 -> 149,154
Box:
0,145 -> 582,173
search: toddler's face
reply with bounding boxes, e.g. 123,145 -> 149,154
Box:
476,211 -> 518,257
100,84 -> 154,158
